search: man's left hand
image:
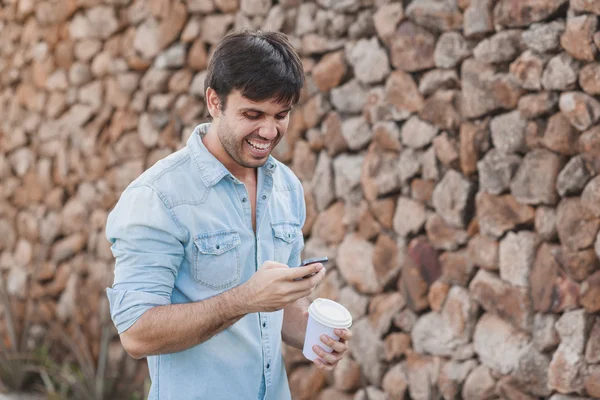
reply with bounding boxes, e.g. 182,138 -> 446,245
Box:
312,328 -> 352,371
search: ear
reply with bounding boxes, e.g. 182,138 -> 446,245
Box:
205,87 -> 221,119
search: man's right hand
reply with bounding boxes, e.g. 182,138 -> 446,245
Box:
239,261 -> 326,313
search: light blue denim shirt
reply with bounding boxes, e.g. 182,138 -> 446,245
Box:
106,123 -> 306,400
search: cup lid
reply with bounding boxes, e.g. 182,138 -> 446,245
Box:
308,298 -> 353,329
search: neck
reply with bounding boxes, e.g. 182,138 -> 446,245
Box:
203,124 -> 256,182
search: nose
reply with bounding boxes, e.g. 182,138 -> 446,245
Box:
258,118 -> 278,140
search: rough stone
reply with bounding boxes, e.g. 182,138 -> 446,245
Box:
510,50 -> 548,91
556,197 -> 600,252
311,51 -> 346,93
337,234 -> 381,294
535,206 -> 558,241
476,192 -> 534,238
542,112 -> 580,155
469,269 -> 533,331
530,243 -> 580,313
373,234 -> 403,288
493,0 -> 568,28
393,197 -> 426,237
333,153 -> 364,203
522,20 -> 565,53
477,149 -> 521,195
419,69 -> 459,97
426,214 -> 469,251
432,170 -> 474,229
462,365 -> 496,400
368,292 -> 406,337
467,234 -> 498,270
556,155 -> 595,197
373,3 -> 403,45
351,318 -> 385,385
361,146 -> 402,202
439,249 -> 476,287
499,231 -> 540,288
382,362 -> 409,399
541,54 -> 580,94
460,58 -> 524,119
473,29 -> 522,64
560,14 -> 597,62
434,32 -> 472,68
584,365 -> 600,399
405,0 -> 463,32
401,116 -> 438,149
437,359 -> 478,400
340,116 -> 371,151
406,352 -> 442,400
338,286 -> 369,322
533,313 -> 559,352
473,313 -> 531,375
390,21 -> 436,72
579,63 -> 600,95
400,237 -> 442,312
420,90 -> 461,132
559,91 -> 600,131
510,149 -> 563,205
518,92 -> 558,119
347,37 -> 390,85
330,79 -> 368,114
464,0 -> 494,38
548,343 -> 586,394
385,70 -> 424,114
490,110 -> 528,155
460,119 -> 490,177
412,287 -> 478,356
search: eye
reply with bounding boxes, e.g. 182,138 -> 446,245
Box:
275,112 -> 289,120
244,112 -> 261,120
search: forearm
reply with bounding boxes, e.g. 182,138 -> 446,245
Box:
281,297 -> 311,349
121,285 -> 251,358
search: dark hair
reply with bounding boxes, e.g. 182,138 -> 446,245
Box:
204,30 -> 305,111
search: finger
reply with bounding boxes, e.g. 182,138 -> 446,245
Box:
334,328 -> 352,342
285,268 -> 326,292
286,263 -> 324,280
314,358 -> 335,371
312,345 -> 339,365
320,335 -> 346,353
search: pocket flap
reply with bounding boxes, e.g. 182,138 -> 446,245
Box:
194,230 -> 241,255
271,222 -> 301,244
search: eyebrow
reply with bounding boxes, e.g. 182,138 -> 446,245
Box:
239,107 -> 293,115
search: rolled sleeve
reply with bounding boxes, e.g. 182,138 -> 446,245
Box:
105,184 -> 186,334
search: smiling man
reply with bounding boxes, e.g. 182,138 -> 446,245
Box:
105,30 -> 352,400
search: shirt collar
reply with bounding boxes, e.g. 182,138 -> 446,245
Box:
187,123 -> 278,187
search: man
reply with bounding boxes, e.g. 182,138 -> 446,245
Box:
105,30 -> 352,400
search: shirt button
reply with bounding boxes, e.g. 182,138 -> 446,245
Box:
242,197 -> 247,202
261,195 -> 267,200
266,363 -> 270,369
262,322 -> 266,327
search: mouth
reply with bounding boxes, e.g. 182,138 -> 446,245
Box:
245,138 -> 272,158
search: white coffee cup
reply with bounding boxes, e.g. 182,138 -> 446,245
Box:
302,298 -> 353,361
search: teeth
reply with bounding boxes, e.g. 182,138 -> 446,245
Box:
246,139 -> 269,150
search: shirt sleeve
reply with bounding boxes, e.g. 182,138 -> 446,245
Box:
288,182 -> 307,269
105,184 -> 186,334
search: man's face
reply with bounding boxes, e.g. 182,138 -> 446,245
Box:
215,90 -> 292,169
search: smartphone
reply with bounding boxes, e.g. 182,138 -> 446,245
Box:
293,257 -> 328,281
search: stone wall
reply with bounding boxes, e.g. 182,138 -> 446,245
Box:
1,0 -> 600,399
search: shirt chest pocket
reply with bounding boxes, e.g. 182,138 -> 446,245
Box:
271,221 -> 301,265
193,230 -> 242,290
